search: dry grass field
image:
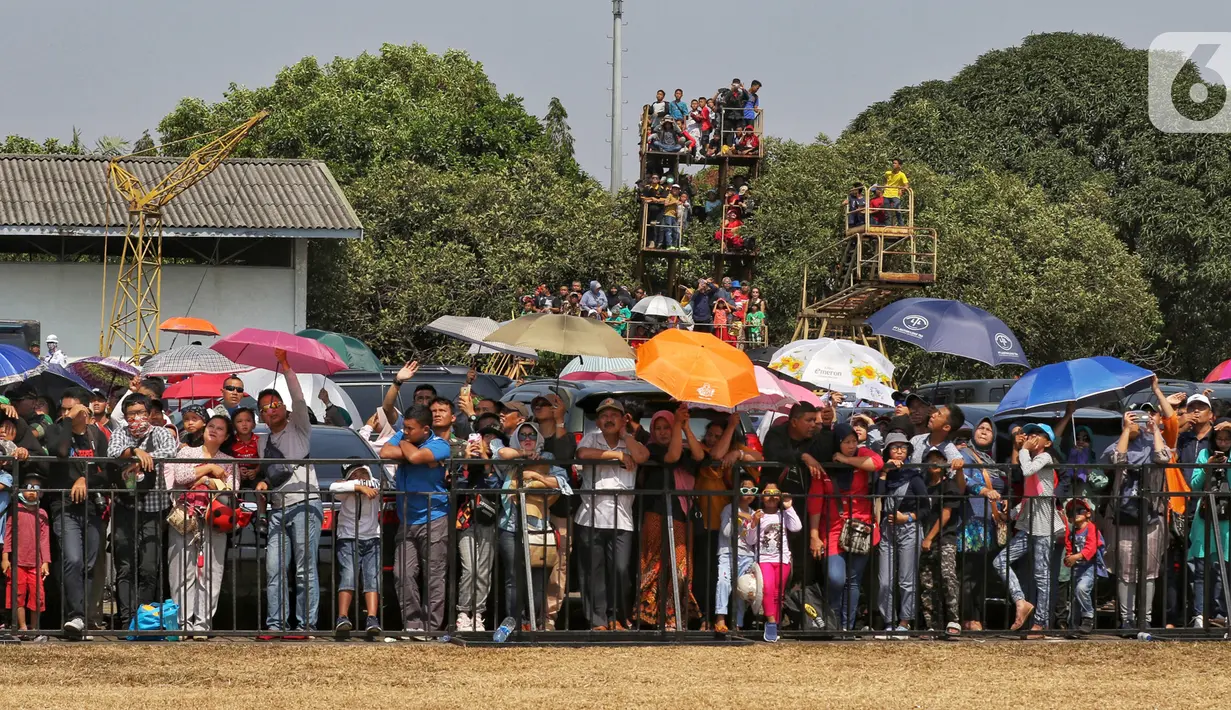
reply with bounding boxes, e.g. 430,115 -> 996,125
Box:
0,640 -> 1228,709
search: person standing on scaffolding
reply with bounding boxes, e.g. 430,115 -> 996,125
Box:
883,159 -> 910,226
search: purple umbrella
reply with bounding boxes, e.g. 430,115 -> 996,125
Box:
67,356 -> 140,391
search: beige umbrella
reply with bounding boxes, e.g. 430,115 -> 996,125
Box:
483,313 -> 635,358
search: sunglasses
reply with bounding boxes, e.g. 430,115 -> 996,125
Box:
223,385 -> 244,393
260,402 -> 284,413
739,486 -> 759,495
518,431 -> 538,441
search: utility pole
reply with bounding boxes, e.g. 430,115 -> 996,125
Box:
609,0 -> 623,196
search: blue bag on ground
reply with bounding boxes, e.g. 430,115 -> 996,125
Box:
126,599 -> 182,641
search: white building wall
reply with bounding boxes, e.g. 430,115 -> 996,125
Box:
0,261 -> 298,358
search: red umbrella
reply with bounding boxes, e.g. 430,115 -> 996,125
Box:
163,373 -> 236,400
560,371 -> 632,382
211,328 -> 348,375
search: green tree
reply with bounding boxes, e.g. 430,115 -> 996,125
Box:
158,43 -> 632,362
132,130 -> 156,156
844,32 -> 1231,377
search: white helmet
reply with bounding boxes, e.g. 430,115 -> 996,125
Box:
46,334 -> 58,344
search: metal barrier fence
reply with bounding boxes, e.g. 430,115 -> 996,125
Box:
3,455 -> 1228,642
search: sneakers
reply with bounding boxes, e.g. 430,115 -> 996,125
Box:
1079,617 -> 1094,635
763,622 -> 779,643
473,612 -> 487,632
455,612 -> 473,633
1192,615 -> 1205,629
62,617 -> 85,638
365,616 -> 382,635
335,616 -> 353,633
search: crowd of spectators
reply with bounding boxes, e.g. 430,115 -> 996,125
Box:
846,160 -> 912,229
516,275 -> 768,348
645,79 -> 762,160
635,172 -> 755,253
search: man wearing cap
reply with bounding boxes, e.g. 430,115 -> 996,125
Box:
499,400 -> 529,440
580,281 -> 608,315
576,397 -> 649,630
994,422 -> 1065,635
42,335 -> 67,367
5,384 -> 50,445
88,390 -> 112,438
1178,394 -> 1216,470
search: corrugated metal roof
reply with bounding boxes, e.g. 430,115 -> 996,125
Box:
0,154 -> 362,234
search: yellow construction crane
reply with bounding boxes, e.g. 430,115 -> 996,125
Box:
101,110 -> 270,360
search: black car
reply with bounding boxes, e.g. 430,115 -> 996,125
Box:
502,378 -> 764,452
332,365 -> 511,423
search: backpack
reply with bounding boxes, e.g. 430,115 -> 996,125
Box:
782,582 -> 839,631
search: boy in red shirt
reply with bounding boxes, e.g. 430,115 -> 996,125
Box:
1063,498 -> 1107,635
3,472 -> 51,636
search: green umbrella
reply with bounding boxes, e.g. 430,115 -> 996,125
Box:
296,329 -> 383,372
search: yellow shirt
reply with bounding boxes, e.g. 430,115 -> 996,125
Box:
664,194 -> 682,219
883,169 -> 909,199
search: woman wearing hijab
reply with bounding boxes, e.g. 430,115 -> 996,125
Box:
638,405 -> 705,629
808,422 -> 883,631
1101,410 -> 1171,630
495,422 -> 570,631
957,417 -> 1008,631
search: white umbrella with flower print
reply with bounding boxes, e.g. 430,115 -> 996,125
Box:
767,338 -> 894,392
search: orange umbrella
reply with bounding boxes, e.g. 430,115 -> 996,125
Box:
636,329 -> 759,408
159,316 -> 220,337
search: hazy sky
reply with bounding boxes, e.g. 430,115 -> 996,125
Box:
4,1 -> 1230,184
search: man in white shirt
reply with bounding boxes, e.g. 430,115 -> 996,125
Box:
576,398 -> 649,630
42,334 -> 68,367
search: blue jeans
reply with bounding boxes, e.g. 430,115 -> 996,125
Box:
660,215 -> 679,248
1191,558 -> 1229,620
993,530 -> 1055,627
265,501 -> 324,631
715,550 -> 756,625
337,538 -> 380,593
826,552 -> 869,631
651,141 -> 682,153
499,527 -> 548,627
877,521 -> 920,627
50,502 -> 103,624
1071,563 -> 1095,624
884,196 -> 902,225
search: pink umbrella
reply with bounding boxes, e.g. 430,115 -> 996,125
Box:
560,371 -> 632,382
711,366 -> 800,413
212,328 -> 348,376
778,379 -> 824,408
1205,360 -> 1231,383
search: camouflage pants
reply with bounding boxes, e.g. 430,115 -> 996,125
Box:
920,542 -> 960,630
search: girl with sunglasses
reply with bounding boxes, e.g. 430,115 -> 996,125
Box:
714,475 -> 760,634
755,482 -> 801,642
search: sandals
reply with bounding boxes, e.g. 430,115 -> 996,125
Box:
714,620 -> 729,634
945,622 -> 961,638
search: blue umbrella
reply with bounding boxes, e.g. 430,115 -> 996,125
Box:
866,298 -> 1028,368
0,344 -> 45,387
27,363 -> 94,402
995,356 -> 1153,417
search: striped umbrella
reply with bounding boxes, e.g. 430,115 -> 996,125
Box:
0,344 -> 45,387
142,345 -> 251,377
425,315 -> 537,359
559,356 -> 637,378
67,356 -> 139,391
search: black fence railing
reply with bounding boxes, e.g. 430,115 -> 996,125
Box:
2,456 -> 1229,642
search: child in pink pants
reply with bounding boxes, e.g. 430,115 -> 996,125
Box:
755,483 -> 801,642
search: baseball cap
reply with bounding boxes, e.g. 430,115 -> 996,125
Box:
1140,402 -> 1157,414
905,392 -> 930,407
1022,423 -> 1056,442
1188,394 -> 1212,410
499,400 -> 530,419
595,397 -> 625,415
530,395 -> 554,410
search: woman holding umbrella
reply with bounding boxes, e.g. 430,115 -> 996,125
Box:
637,405 -> 704,630
1101,410 -> 1171,630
